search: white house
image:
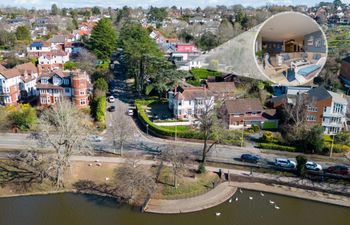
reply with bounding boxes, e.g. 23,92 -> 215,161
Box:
168,87 -> 215,119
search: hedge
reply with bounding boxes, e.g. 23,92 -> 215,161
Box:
258,143 -> 297,152
135,99 -> 204,139
190,68 -> 222,79
323,143 -> 350,153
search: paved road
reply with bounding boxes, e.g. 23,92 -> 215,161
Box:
0,61 -> 349,174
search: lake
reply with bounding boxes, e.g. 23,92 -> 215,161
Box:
0,190 -> 349,225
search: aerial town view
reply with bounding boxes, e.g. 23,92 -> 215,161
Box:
0,0 -> 349,225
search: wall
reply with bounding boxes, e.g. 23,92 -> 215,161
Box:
304,31 -> 326,53
262,41 -> 283,54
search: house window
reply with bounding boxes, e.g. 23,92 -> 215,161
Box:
178,110 -> 182,115
41,78 -> 48,84
308,106 -> 317,112
233,113 -> 240,117
65,88 -> 70,93
178,101 -> 182,106
80,90 -> 85,95
306,115 -> 316,121
80,98 -> 86,105
333,103 -> 343,114
197,99 -> 203,105
189,100 -> 192,105
188,109 -> 192,115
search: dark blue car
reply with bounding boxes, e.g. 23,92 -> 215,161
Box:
240,154 -> 260,164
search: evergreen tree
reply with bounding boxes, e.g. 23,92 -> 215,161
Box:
87,18 -> 117,61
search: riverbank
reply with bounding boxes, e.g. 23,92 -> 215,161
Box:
145,182 -> 237,213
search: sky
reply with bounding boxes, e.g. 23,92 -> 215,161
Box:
0,0 -> 349,9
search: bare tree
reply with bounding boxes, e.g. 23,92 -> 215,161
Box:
75,48 -> 98,74
115,152 -> 155,203
160,144 -> 188,188
33,100 -> 93,188
109,104 -> 133,156
196,95 -> 224,172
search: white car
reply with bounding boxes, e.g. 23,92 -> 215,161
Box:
128,109 -> 134,116
274,158 -> 296,169
305,161 -> 322,171
108,96 -> 115,103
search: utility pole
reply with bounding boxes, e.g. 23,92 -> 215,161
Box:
330,134 -> 335,158
241,125 -> 244,147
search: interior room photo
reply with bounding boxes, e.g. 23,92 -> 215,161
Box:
255,12 -> 327,85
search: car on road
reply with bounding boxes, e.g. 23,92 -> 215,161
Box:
128,109 -> 134,116
108,96 -> 115,103
305,161 -> 322,171
91,135 -> 104,142
324,165 -> 349,175
107,106 -> 116,112
240,154 -> 260,164
274,158 -> 296,169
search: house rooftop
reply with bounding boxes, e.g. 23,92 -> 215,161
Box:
14,62 -> 37,73
225,98 -> 263,114
307,86 -> 347,105
206,82 -> 236,93
174,87 -> 214,100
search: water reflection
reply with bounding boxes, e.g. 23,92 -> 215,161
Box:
0,190 -> 349,225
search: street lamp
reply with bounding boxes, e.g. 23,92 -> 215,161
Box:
146,124 -> 149,135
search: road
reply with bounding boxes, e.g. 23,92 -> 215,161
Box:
0,59 -> 349,175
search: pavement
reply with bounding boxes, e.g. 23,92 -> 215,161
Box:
145,182 -> 237,214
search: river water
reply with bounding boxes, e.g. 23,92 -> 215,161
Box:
0,190 -> 349,225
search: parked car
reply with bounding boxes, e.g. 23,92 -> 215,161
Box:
305,161 -> 322,171
91,135 -> 104,142
324,165 -> 349,175
274,158 -> 296,169
128,109 -> 134,116
108,96 -> 115,103
107,106 -> 116,112
240,154 -> 260,164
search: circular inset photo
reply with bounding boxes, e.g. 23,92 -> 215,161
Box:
255,12 -> 327,85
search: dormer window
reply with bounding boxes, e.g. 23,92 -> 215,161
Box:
41,78 -> 48,84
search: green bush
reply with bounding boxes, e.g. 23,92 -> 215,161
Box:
258,143 -> 297,152
190,68 -> 222,79
95,97 -> 106,123
250,124 -> 260,132
323,143 -> 350,153
64,61 -> 77,70
9,104 -> 37,130
135,99 -> 203,139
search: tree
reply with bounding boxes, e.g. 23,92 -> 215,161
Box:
160,144 -> 188,188
296,155 -> 307,177
147,6 -> 168,27
303,126 -> 324,153
63,61 -> 77,70
109,104 -> 133,155
87,18 -> 117,61
335,131 -> 350,145
92,6 -> 101,15
33,100 -> 92,188
51,4 -> 59,16
75,48 -> 97,74
114,153 -> 155,203
217,18 -> 234,44
15,26 -> 31,42
0,107 -> 11,130
281,94 -> 308,144
197,96 -> 223,172
93,78 -> 108,93
195,32 -> 219,51
9,104 -> 37,131
118,22 -> 163,96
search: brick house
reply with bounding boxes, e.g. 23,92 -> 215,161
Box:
305,86 -> 348,134
37,70 -> 90,108
222,98 -> 265,129
269,86 -> 348,134
168,87 -> 215,119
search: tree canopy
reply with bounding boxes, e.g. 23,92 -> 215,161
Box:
87,18 -> 117,61
15,26 -> 31,42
